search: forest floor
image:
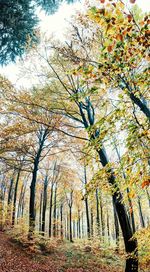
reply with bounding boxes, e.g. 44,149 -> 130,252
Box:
0,231 -> 147,272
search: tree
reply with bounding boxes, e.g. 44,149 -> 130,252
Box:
0,0 -> 77,65
0,0 -> 38,65
87,1 -> 150,120
36,0 -> 74,14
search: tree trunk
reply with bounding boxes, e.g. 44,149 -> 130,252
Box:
60,203 -> 63,239
84,165 -> 91,239
67,214 -> 69,240
85,197 -> 90,239
56,208 -> 59,236
17,182 -> 24,220
42,175 -> 48,235
28,128 -> 48,238
81,212 -> 84,238
39,191 -> 43,233
49,182 -> 54,237
7,174 -> 15,225
129,92 -> 150,120
53,184 -> 57,237
113,200 -> 119,249
113,137 -> 136,234
12,170 -> 21,226
90,208 -> 94,237
20,183 -> 26,218
0,178 -> 6,230
98,147 -> 138,272
29,161 -> 38,238
137,196 -> 145,228
69,206 -> 73,242
78,209 -> 81,239
96,188 -> 101,236
99,192 -> 105,238
107,209 -> 110,244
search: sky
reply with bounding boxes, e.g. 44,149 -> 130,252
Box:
0,0 -> 149,88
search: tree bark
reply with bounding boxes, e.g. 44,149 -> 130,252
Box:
12,170 -> 21,226
42,175 -> 48,235
49,182 -> 54,237
60,203 -> 63,239
78,209 -> 81,239
137,196 -> 145,228
39,191 -> 43,233
69,206 -> 73,242
84,165 -> 91,239
53,183 -> 57,237
29,160 -> 38,237
113,200 -> 119,249
99,192 -> 105,238
107,209 -> 110,244
7,173 -> 15,224
90,208 -> 94,237
96,188 -> 101,236
129,92 -> 150,120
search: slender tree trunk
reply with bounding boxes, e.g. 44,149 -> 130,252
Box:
49,182 -> 54,237
60,203 -> 63,239
0,179 -> 6,230
90,208 -> 94,237
107,209 -> 110,244
17,182 -> 24,220
42,175 -> 48,235
78,209 -> 81,239
7,174 -> 15,225
84,165 -> 91,239
81,212 -> 84,238
0,192 -> 3,231
85,197 -> 90,239
12,170 -> 21,226
53,184 -> 57,237
137,196 -> 145,228
29,161 -> 38,238
56,209 -> 59,236
73,220 -> 76,238
67,214 -> 69,240
20,183 -> 26,218
39,191 -> 43,233
69,206 -> 73,242
99,192 -> 105,238
113,200 -> 119,249
7,177 -> 14,206
96,188 -> 100,236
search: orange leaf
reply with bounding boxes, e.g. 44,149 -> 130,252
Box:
107,45 -> 113,52
141,180 -> 150,188
116,34 -> 123,41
